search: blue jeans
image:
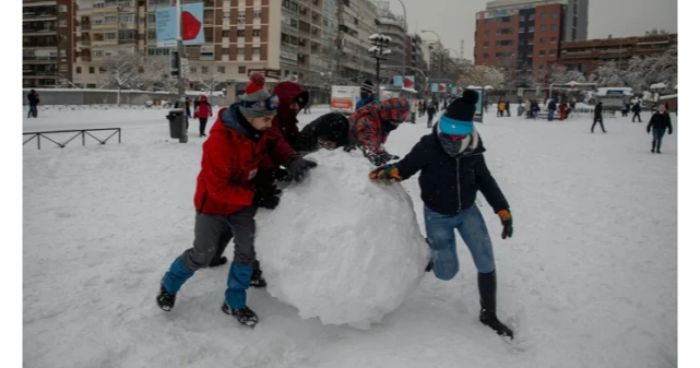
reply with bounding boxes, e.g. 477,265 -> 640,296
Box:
652,128 -> 666,152
424,204 -> 496,280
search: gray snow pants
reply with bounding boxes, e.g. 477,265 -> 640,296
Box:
179,206 -> 258,271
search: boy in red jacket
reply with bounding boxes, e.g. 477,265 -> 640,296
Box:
156,74 -> 304,327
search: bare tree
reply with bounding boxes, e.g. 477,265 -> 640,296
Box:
100,53 -> 143,105
142,58 -> 178,93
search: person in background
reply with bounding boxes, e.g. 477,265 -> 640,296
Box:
155,75 -> 308,327
558,100 -> 568,120
427,98 -> 437,129
356,80 -> 377,111
368,90 -> 514,339
530,99 -> 540,119
185,97 -> 192,118
631,101 -> 642,123
27,89 -> 40,118
294,112 -> 350,154
505,100 -> 511,117
193,95 -> 213,137
646,103 -> 673,154
547,97 -> 557,121
591,102 -> 607,133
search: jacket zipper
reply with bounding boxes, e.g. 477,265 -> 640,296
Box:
456,157 -> 462,211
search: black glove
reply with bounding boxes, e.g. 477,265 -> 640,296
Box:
254,186 -> 281,209
272,167 -> 290,181
286,156 -> 317,182
367,151 -> 397,167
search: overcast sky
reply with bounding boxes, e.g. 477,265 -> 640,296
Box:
387,0 -> 677,60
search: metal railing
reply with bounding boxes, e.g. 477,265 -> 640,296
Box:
23,128 -> 122,150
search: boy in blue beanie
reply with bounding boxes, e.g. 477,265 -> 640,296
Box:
369,89 -> 514,339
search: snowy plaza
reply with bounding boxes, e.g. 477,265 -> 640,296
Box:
22,104 -> 677,367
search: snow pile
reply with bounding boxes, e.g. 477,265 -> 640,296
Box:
256,149 -> 430,329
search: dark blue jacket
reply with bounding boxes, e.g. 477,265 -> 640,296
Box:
356,95 -> 377,110
394,129 -> 509,215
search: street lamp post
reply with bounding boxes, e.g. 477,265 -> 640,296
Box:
369,33 -> 392,98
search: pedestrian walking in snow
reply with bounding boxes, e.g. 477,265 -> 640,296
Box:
185,97 -> 192,118
591,102 -> 607,133
505,101 -> 511,117
368,89 -> 514,339
427,100 -> 437,129
27,89 -> 39,118
558,101 -> 568,120
646,104 -> 673,153
303,101 -> 311,114
193,95 -> 212,137
547,98 -> 557,121
156,75 -> 311,327
349,97 -> 410,166
530,99 -> 540,119
496,99 -> 505,117
632,101 -> 642,122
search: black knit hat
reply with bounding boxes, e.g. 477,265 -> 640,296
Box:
445,97 -> 476,122
313,112 -> 349,145
462,89 -> 479,104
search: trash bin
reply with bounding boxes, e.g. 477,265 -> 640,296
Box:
166,108 -> 188,143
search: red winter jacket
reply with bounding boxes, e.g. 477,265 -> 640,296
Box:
349,97 -> 410,154
193,107 -> 268,216
194,96 -> 212,119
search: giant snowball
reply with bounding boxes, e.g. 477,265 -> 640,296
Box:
256,149 -> 430,328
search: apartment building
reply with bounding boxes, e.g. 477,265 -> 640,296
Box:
23,0 -> 76,88
474,0 -> 589,86
375,1 -> 406,79
72,0 -> 147,87
335,0 -> 379,84
558,33 -> 677,77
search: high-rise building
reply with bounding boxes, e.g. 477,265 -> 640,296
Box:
474,0 -> 588,86
336,0 -> 379,84
375,1 -> 407,79
23,0 -> 76,88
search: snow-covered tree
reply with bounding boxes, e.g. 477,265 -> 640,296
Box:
100,53 -> 144,105
556,70 -> 586,84
457,65 -> 505,89
142,58 -> 178,93
589,61 -> 626,87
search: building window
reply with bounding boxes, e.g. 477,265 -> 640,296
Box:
500,16 -> 510,22
223,30 -> 229,37
237,29 -> 245,37
89,67 -> 95,74
539,50 -> 545,55
222,47 -> 229,55
201,66 -> 209,74
253,29 -> 261,37
58,5 -> 68,12
217,66 -> 225,73
254,10 -> 262,18
238,66 -> 246,74
190,66 -> 197,73
76,67 -> 82,74
551,24 -> 557,30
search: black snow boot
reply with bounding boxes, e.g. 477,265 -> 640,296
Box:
156,284 -> 176,312
222,303 -> 259,327
478,271 -> 514,339
249,260 -> 267,288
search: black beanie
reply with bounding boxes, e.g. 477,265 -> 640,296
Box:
462,89 -> 479,104
313,112 -> 349,145
361,80 -> 374,95
445,97 -> 476,122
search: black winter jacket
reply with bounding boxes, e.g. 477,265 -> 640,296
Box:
594,104 -> 603,119
647,112 -> 673,134
394,130 -> 509,215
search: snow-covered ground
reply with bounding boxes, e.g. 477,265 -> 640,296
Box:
23,104 -> 677,367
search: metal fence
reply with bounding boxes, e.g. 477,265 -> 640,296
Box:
23,128 -> 122,150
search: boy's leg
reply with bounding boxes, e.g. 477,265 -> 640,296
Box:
424,207 -> 460,281
162,213 -> 229,294
224,206 -> 258,309
455,204 -> 496,274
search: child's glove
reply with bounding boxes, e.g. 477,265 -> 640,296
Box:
254,186 -> 282,209
497,209 -> 513,239
368,165 -> 401,182
286,156 -> 317,182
